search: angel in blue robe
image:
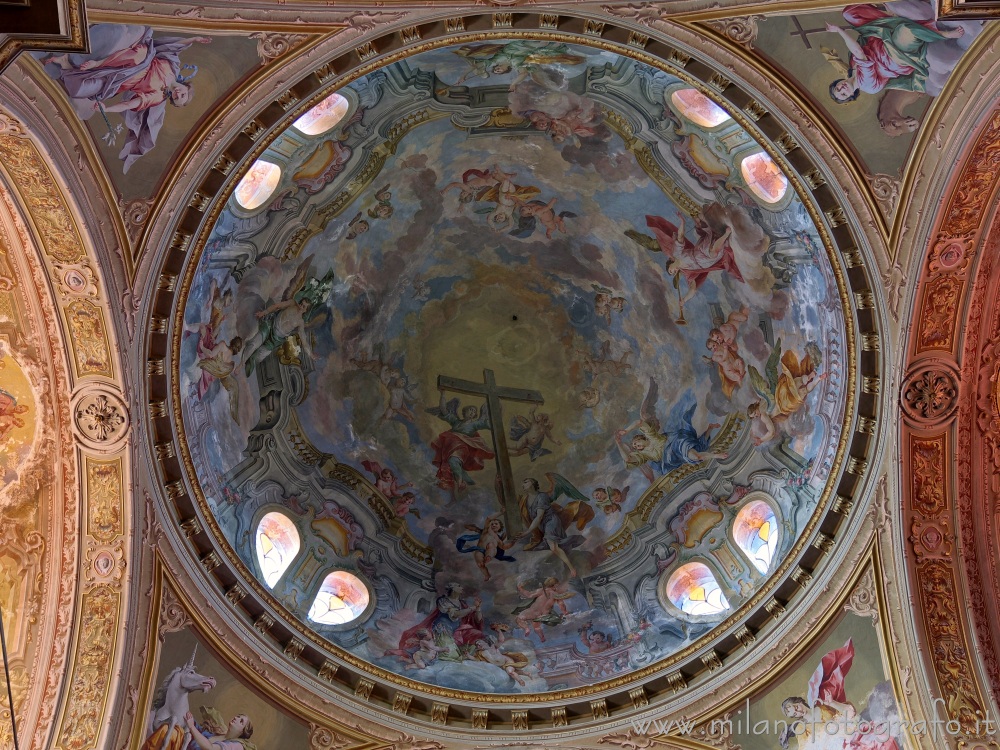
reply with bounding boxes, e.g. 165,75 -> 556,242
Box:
614,380 -> 728,484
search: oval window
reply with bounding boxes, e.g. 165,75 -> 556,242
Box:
740,152 -> 788,204
255,512 -> 300,588
308,570 -> 370,625
666,562 -> 730,616
234,160 -> 281,211
733,500 -> 779,574
293,92 -> 350,136
670,88 -> 732,129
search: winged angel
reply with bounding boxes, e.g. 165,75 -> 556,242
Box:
747,339 -> 824,446
242,258 -> 335,376
426,392 -> 494,501
615,379 -> 727,484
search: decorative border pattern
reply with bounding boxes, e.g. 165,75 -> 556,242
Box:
143,11 -> 882,732
0,109 -> 130,750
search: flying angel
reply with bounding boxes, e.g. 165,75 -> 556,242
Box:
518,472 -> 595,578
242,258 -> 334,376
747,339 -> 825,446
614,379 -> 727,484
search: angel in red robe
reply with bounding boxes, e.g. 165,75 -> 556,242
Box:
645,212 -> 745,307
426,392 -> 494,501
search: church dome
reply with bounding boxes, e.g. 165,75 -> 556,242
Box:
159,20 -> 877,727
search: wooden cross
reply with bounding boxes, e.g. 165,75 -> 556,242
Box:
437,369 -> 543,534
788,16 -> 844,50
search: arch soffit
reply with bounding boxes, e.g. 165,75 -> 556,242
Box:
901,104 -> 1000,731
0,108 -> 130,750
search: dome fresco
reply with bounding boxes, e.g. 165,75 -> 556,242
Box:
178,39 -> 848,695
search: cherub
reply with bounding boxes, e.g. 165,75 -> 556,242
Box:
381,371 -> 418,424
393,492 -> 419,519
703,306 -> 749,399
592,284 -> 626,325
466,166 -> 542,233
456,511 -> 517,581
583,340 -> 632,378
361,459 -> 413,501
440,165 -> 503,206
386,627 -> 446,670
367,183 -> 393,219
513,577 -> 576,641
509,405 -> 562,461
579,621 -> 614,653
747,339 -> 825,446
350,349 -> 418,424
614,379 -> 727,484
592,485 -> 630,515
512,197 -> 576,239
346,211 -> 369,240
578,387 -> 600,409
473,637 -> 530,687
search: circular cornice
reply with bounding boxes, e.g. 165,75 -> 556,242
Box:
140,10 -> 884,734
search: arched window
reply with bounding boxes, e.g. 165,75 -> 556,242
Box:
666,562 -> 730,616
733,500 -> 779,574
255,512 -> 300,588
670,88 -> 732,129
293,92 -> 350,136
740,152 -> 788,204
308,571 -> 370,625
234,160 -> 281,210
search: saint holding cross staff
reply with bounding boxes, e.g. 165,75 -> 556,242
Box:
426,369 -> 544,534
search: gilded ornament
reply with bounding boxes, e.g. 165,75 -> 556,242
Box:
910,435 -> 947,517
66,299 -> 113,377
54,586 -> 120,750
159,586 -> 193,638
394,693 -> 413,715
629,686 -> 648,708
254,613 -> 274,633
318,660 -> 339,681
225,584 -> 247,605
928,235 -> 973,275
701,650 -> 723,672
74,391 -> 128,448
868,174 -> 900,220
284,638 -> 305,661
918,275 -> 963,350
590,698 -> 609,719
734,625 -> 755,648
355,677 -> 375,700
86,458 -> 122,541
